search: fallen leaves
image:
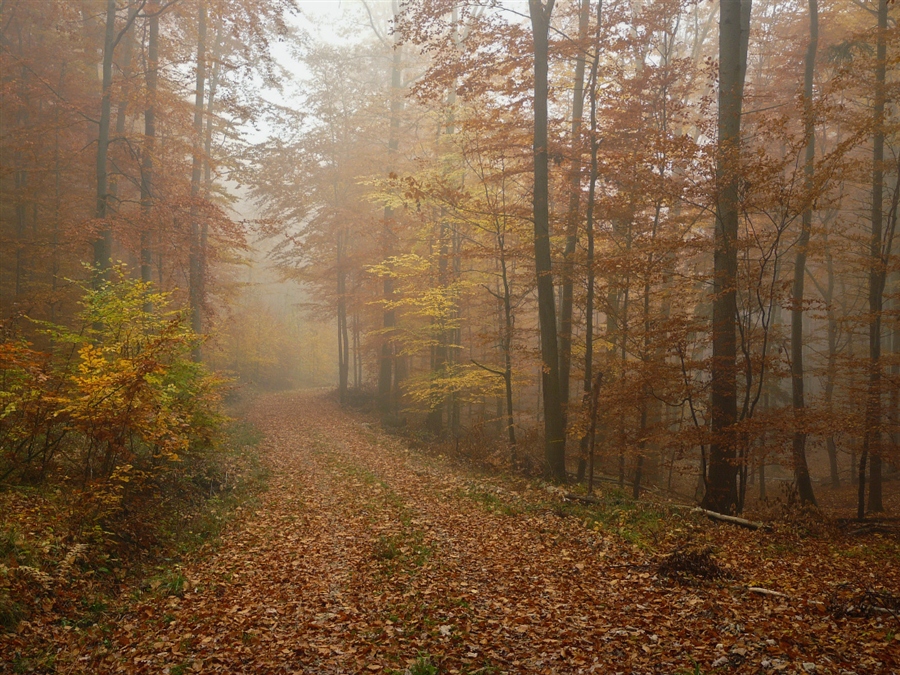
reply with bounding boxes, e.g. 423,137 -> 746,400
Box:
4,391 -> 898,674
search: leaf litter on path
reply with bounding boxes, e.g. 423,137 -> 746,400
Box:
58,392 -> 899,674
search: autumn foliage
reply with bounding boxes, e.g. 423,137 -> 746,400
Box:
242,0 -> 900,519
1,269 -> 225,536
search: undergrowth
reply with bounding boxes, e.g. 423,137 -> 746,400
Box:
0,417 -> 267,638
457,480 -> 672,548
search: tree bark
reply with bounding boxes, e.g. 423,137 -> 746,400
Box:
141,1 -> 159,294
426,78 -> 458,434
860,0 -> 888,517
529,0 -> 566,481
500,244 -> 517,451
377,30 -> 403,418
559,0 -> 591,425
13,28 -> 30,303
337,230 -> 349,404
189,0 -> 208,360
789,0 -> 818,507
587,370 -> 603,494
200,19 -> 222,331
93,0 -> 117,279
578,0 -> 603,482
704,0 -> 751,514
822,237 -> 840,487
108,4 -> 137,209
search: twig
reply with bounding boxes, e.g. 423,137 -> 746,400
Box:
748,586 -> 791,599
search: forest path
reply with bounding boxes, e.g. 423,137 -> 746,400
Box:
80,391 -> 895,674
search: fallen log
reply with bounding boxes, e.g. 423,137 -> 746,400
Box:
692,507 -> 769,531
850,523 -> 898,536
562,496 -> 769,531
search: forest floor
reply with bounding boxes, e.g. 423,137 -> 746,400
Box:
5,391 -> 900,674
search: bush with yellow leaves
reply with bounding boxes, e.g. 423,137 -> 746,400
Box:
1,267 -> 227,547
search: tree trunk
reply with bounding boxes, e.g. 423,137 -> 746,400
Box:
823,238 -> 839,487
861,0 -> 888,517
14,31 -> 29,303
619,275 -> 630,489
529,0 -> 566,481
788,0 -> 818,507
892,271 -> 899,468
337,231 -> 349,404
189,0 -> 208,360
93,0 -> 117,278
141,1 -> 159,294
703,0 -> 751,514
353,310 -> 361,390
201,19 -> 222,328
559,0 -> 591,426
108,4 -> 137,210
377,33 -> 403,418
499,248 -> 517,451
587,370 -> 603,494
579,1 -> 602,482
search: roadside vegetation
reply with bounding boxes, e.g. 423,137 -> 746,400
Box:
0,273 -> 268,666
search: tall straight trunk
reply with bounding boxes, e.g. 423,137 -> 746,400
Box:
377,33 -> 403,417
94,0 -> 117,278
823,240 -> 840,487
353,311 -> 362,390
109,5 -> 137,208
140,1 -> 159,292
50,64 -> 67,323
200,21 -> 222,325
873,155 -> 900,481
578,1 -> 603,482
633,278 -> 650,500
337,231 -> 349,404
891,269 -> 899,460
848,329 -> 858,486
633,196 -> 663,499
426,73 -> 458,433
426,217 -> 450,433
618,277 -> 629,489
450,206 -> 463,434
393,351 -> 407,416
189,1 -> 208,360
586,371 -> 603,494
559,0 -> 591,421
446,8 -> 463,434
789,0 -> 818,506
860,0 -> 888,517
499,239 -> 518,452
758,391 -> 770,500
704,0 -> 751,514
529,0 -> 566,481
14,45 -> 28,302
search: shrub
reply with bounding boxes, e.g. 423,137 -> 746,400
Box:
1,267 -> 227,547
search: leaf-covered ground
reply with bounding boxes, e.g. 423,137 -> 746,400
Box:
9,391 -> 900,674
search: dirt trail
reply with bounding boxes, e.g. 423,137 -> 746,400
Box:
77,391 -> 896,674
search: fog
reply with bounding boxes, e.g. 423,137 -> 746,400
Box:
2,0 -> 897,512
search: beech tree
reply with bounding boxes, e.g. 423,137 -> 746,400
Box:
704,0 -> 751,514
788,0 -> 819,507
529,0 -> 567,481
